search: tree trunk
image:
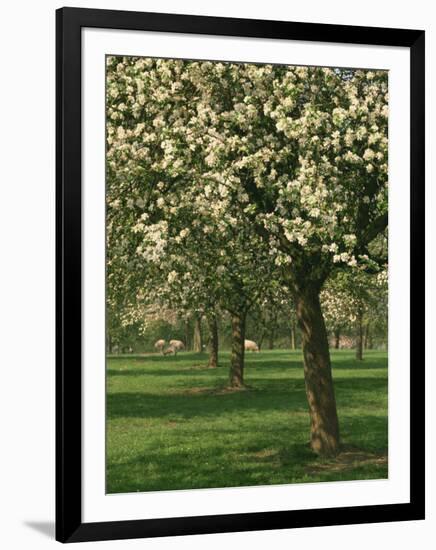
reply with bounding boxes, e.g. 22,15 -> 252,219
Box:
356,308 -> 364,360
290,320 -> 296,350
295,287 -> 340,456
184,318 -> 191,351
268,330 -> 275,349
364,323 -> 370,349
229,311 -> 246,387
334,328 -> 340,349
258,328 -> 266,351
207,314 -> 219,368
193,314 -> 203,353
268,312 -> 277,349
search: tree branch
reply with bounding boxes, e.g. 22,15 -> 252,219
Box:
361,212 -> 388,245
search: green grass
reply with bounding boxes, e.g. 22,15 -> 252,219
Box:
106,349 -> 388,493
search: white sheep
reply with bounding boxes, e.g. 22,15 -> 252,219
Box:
169,339 -> 185,352
244,339 -> 259,352
154,339 -> 166,353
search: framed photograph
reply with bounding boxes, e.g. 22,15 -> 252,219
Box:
56,7 -> 425,543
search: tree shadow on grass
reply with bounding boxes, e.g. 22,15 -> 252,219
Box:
340,414 -> 388,455
304,447 -> 388,478
107,375 -> 387,422
106,425 -> 387,494
109,352 -> 209,363
334,378 -> 388,410
107,367 -> 217,377
334,376 -> 387,390
107,354 -> 387,380
332,360 -> 388,370
107,381 -> 309,421
107,358 -> 305,378
106,436 -> 315,494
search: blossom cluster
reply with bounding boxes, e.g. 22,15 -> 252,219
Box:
105,56 -> 389,321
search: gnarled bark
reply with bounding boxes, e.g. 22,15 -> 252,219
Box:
295,287 -> 340,456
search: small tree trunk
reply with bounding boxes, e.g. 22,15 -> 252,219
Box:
184,318 -> 191,351
207,314 -> 219,368
295,286 -> 340,456
229,311 -> 246,387
290,320 -> 297,350
268,330 -> 275,349
334,328 -> 340,349
193,314 -> 203,353
258,328 -> 267,351
356,308 -> 364,361
268,313 -> 277,349
364,323 -> 370,349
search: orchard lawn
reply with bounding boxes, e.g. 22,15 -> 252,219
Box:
106,350 -> 388,493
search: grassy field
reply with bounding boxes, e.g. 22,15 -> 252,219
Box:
106,349 -> 388,494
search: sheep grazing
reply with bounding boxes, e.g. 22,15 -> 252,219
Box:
169,339 -> 185,352
163,345 -> 177,356
244,339 -> 259,352
154,339 -> 166,353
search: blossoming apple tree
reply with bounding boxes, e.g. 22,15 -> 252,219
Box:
106,56 -> 388,456
322,268 -> 388,358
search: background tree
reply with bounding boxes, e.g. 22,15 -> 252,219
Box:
322,268 -> 388,358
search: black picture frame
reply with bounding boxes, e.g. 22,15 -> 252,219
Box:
56,6 -> 425,543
